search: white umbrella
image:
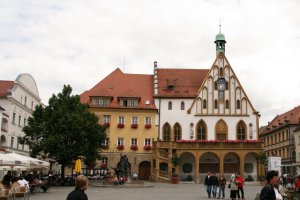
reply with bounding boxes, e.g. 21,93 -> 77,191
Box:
0,153 -> 29,171
3,153 -> 50,169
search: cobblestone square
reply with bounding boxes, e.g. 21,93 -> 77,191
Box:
28,182 -> 262,200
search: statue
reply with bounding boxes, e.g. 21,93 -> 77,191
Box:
112,154 -> 130,180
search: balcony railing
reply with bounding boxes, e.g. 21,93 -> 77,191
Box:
153,140 -> 263,150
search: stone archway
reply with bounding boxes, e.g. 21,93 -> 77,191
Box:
0,135 -> 6,146
138,161 -> 151,180
223,153 -> 240,174
244,152 -> 257,181
200,152 -> 220,172
179,152 -> 195,181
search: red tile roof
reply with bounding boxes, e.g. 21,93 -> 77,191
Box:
155,68 -> 209,98
260,105 -> 300,135
0,81 -> 14,97
80,68 -> 156,109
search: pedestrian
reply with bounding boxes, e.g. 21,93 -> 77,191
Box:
259,170 -> 283,200
236,173 -> 245,200
218,174 -> 226,199
282,175 -> 287,188
294,175 -> 300,193
211,172 -> 219,198
66,175 -> 88,200
229,173 -> 238,200
204,171 -> 213,198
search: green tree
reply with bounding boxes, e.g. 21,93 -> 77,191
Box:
19,85 -> 106,178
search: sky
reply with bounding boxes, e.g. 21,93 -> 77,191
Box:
0,0 -> 300,126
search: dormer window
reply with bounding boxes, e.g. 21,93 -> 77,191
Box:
167,85 -> 174,91
92,97 -> 111,107
120,98 -> 138,107
166,79 -> 177,91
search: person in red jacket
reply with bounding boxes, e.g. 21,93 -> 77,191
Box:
294,175 -> 300,193
235,173 -> 245,200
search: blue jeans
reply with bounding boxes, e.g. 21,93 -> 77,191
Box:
219,185 -> 225,198
206,185 -> 212,197
212,185 -> 218,197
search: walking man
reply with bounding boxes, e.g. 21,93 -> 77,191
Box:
205,171 -> 213,198
211,172 -> 219,198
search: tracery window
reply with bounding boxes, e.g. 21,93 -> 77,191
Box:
237,120 -> 247,140
163,123 -> 171,141
174,123 -> 181,141
196,120 -> 206,140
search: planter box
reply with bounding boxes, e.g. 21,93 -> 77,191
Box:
130,145 -> 138,150
144,124 -> 152,129
117,145 -> 124,150
117,123 -> 125,128
131,124 -> 138,129
171,177 -> 179,184
103,123 -> 110,128
144,145 -> 152,151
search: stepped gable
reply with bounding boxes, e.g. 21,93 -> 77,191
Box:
155,68 -> 209,98
80,68 -> 156,109
0,80 -> 14,97
260,105 -> 300,135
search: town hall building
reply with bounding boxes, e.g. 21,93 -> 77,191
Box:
80,31 -> 264,183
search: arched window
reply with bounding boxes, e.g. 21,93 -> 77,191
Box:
214,81 -> 218,90
215,119 -> 228,140
168,101 -> 172,110
237,120 -> 247,140
225,100 -> 229,109
181,101 -> 185,110
214,99 -> 218,109
196,120 -> 206,140
174,123 -> 181,141
163,123 -> 171,141
220,67 -> 223,76
237,100 -> 240,109
225,81 -> 229,90
203,99 -> 207,109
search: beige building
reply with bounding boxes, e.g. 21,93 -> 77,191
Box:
259,105 -> 300,176
80,69 -> 157,179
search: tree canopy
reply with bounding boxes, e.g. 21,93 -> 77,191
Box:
19,85 -> 106,178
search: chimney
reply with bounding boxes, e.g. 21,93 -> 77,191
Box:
154,61 -> 158,95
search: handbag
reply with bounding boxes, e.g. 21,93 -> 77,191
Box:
228,183 -> 231,189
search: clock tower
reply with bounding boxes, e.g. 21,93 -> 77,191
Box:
214,25 -> 226,55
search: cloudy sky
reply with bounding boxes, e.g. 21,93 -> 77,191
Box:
0,0 -> 299,126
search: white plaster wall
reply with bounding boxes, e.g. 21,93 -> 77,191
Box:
0,74 -> 42,155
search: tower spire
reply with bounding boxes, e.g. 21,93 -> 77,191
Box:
214,24 -> 226,56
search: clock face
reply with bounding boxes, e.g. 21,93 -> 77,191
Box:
217,78 -> 225,90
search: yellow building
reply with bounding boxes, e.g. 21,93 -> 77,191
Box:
80,69 -> 157,179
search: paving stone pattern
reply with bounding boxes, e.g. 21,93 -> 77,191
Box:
28,182 -> 262,200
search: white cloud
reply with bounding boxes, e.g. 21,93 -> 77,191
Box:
0,0 -> 299,126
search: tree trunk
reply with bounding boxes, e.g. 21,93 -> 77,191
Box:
61,163 -> 65,180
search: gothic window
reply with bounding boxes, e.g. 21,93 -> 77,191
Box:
237,100 -> 240,109
163,123 -> 171,141
225,81 -> 229,90
203,99 -> 207,109
196,120 -> 207,140
220,67 -> 223,76
237,120 -> 247,140
168,101 -> 172,110
225,100 -> 229,109
215,119 -> 228,140
181,101 -> 185,110
174,123 -> 181,141
214,81 -> 218,90
214,99 -> 218,109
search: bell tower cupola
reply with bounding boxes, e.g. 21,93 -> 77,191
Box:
214,24 -> 226,56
